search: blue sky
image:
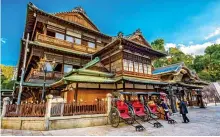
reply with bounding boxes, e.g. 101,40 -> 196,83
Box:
1,0 -> 220,66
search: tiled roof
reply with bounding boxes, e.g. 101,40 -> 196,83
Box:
64,75 -> 115,83
152,62 -> 184,75
115,76 -> 168,85
15,81 -> 50,87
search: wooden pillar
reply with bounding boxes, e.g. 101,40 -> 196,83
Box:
74,83 -> 78,103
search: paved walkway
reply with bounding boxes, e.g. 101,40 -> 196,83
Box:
1,105 -> 220,136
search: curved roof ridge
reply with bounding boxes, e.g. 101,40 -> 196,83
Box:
28,2 -> 100,32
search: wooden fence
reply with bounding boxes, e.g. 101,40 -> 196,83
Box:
5,104 -> 46,117
4,101 -> 106,117
51,101 -> 106,117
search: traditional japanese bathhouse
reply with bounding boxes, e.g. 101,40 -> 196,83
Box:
14,2 -> 111,102
14,2 -> 168,104
153,62 -> 209,109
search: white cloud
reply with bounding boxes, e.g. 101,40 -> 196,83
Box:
189,41 -> 193,44
0,38 -> 7,44
179,42 -> 213,55
205,27 -> 220,40
215,38 -> 220,44
165,38 -> 220,56
164,43 -> 176,51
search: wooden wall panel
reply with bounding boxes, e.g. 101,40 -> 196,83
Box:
134,84 -> 146,89
67,90 -> 75,103
77,89 -> 112,102
78,83 -> 99,88
100,84 -> 116,89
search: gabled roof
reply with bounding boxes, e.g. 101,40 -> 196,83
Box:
125,29 -> 152,48
152,62 -> 184,75
52,7 -> 99,31
26,2 -> 111,38
93,37 -> 167,57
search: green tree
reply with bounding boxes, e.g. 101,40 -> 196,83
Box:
151,39 -> 166,52
0,65 -> 15,89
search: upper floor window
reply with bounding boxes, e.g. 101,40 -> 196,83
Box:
88,42 -> 95,48
128,60 -> 133,71
147,65 -> 152,74
75,38 -> 81,45
55,33 -> 65,40
143,64 -> 148,74
64,64 -> 73,73
139,63 -> 143,73
134,62 -> 139,72
123,59 -> 129,71
66,35 -> 74,43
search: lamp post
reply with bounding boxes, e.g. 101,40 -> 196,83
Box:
41,63 -> 47,102
39,56 -> 56,102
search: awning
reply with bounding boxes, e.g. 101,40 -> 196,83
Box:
64,75 -> 115,83
15,81 -> 50,87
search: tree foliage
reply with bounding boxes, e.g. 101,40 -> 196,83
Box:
0,65 -> 15,89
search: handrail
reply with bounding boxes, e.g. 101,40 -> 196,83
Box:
36,33 -> 96,53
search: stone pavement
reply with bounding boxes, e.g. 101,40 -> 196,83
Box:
1,104 -> 220,136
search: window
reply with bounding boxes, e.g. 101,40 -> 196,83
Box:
147,65 -> 152,74
55,33 -> 65,40
139,63 -> 143,73
64,65 -> 73,73
143,64 -> 148,74
128,60 -> 133,71
47,31 -> 55,37
123,59 -> 129,71
45,62 -> 53,72
66,35 -> 74,43
88,42 -> 95,48
134,62 -> 138,72
75,38 -> 81,45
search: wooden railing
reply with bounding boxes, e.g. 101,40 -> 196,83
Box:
51,101 -> 106,117
36,33 -> 96,53
5,104 -> 46,117
29,69 -> 63,80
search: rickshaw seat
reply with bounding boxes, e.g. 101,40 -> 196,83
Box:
132,101 -> 146,117
116,100 -> 130,119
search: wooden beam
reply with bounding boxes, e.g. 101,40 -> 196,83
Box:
31,18 -> 38,40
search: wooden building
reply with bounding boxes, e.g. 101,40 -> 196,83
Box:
14,2 -> 168,104
153,62 -> 209,110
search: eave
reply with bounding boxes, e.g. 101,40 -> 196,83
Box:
26,2 -> 111,39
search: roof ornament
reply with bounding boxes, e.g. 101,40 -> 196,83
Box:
29,2 -> 38,9
135,28 -> 142,34
117,31 -> 124,38
73,6 -> 86,15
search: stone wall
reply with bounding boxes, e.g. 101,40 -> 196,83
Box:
1,117 -> 46,131
1,114 -> 108,131
49,114 -> 108,130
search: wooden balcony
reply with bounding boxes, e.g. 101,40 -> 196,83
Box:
28,69 -> 63,80
116,70 -> 159,80
35,33 -> 96,53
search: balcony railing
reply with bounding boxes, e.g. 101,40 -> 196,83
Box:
35,33 -> 96,53
29,69 -> 63,80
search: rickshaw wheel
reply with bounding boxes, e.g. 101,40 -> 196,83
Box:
109,107 -> 120,128
128,106 -> 135,124
144,105 -> 151,121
